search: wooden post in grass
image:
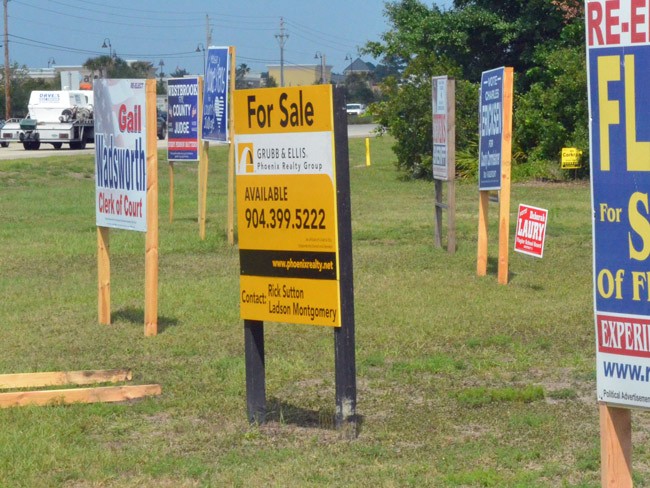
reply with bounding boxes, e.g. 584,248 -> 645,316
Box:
144,78 -> 159,337
97,226 -> 110,324
432,76 -> 456,254
477,191 -> 489,276
197,76 -> 209,240
476,67 -> 513,283
198,139 -> 209,240
226,46 -> 236,246
169,162 -> 174,223
600,404 -> 632,487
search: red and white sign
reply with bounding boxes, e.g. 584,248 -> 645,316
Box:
514,204 -> 548,258
94,79 -> 148,232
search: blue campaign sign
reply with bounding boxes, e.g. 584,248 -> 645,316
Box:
590,46 -> 650,318
202,47 -> 230,142
167,77 -> 199,161
478,67 -> 504,191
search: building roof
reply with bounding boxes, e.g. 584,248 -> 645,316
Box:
343,58 -> 373,74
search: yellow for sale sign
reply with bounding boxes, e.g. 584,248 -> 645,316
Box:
234,85 -> 341,326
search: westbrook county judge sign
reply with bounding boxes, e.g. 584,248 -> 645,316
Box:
94,79 -> 148,232
168,77 -> 199,161
587,0 -> 650,409
234,85 -> 341,327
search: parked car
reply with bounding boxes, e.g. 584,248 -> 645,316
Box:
157,109 -> 167,140
0,120 -> 6,147
346,103 -> 366,116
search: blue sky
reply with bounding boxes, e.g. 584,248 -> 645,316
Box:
6,0 -> 449,76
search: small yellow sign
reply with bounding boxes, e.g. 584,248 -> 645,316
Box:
561,147 -> 583,169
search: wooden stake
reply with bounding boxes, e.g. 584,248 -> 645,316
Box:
227,46 -> 236,246
447,79 -> 456,254
477,191 -> 489,276
169,162 -> 174,223
0,384 -> 161,409
145,79 -> 159,337
600,403 -> 633,487
0,369 -> 132,389
497,67 -> 514,285
434,179 -> 444,248
198,140 -> 209,240
448,178 -> 456,254
198,76 -> 209,241
97,226 -> 111,325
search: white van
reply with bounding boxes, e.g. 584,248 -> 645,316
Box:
346,103 -> 366,116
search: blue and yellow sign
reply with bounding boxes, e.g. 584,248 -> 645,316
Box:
478,67 -> 505,190
587,0 -> 650,408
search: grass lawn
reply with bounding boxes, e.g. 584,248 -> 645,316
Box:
0,136 -> 645,487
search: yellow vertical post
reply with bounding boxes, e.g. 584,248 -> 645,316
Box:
97,226 -> 111,325
365,137 -> 371,166
227,46 -> 236,245
497,67 -> 514,285
600,404 -> 633,488
144,79 -> 159,337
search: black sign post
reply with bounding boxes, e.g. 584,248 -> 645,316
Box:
239,85 -> 356,434
332,86 -> 357,434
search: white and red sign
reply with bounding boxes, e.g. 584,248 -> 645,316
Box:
514,204 -> 548,258
94,79 -> 148,232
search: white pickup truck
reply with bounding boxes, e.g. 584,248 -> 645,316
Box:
0,90 -> 94,150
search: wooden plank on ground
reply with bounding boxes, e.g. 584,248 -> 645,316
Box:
0,384 -> 162,408
0,369 -> 132,389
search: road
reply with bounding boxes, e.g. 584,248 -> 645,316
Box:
0,124 -> 379,161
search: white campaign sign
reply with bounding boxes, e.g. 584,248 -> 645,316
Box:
94,79 -> 148,232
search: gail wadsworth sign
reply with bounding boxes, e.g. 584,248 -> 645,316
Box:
94,79 -> 147,232
234,85 -> 341,327
587,0 -> 650,408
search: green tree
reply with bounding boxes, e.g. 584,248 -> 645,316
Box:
236,63 -> 250,89
344,72 -> 375,104
83,56 -> 155,79
170,68 -> 190,78
365,0 -> 586,179
0,64 -> 57,118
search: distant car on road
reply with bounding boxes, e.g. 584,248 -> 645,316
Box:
346,103 -> 366,116
157,109 -> 167,140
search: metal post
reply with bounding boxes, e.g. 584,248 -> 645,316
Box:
244,320 -> 266,424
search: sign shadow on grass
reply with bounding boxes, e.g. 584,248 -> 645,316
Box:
112,307 -> 179,333
486,256 -> 516,282
267,396 -> 364,432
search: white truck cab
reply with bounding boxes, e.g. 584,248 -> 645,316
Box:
1,89 -> 95,150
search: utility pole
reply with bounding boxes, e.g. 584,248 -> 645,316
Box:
206,14 -> 212,47
4,0 -> 10,119
275,17 -> 288,87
